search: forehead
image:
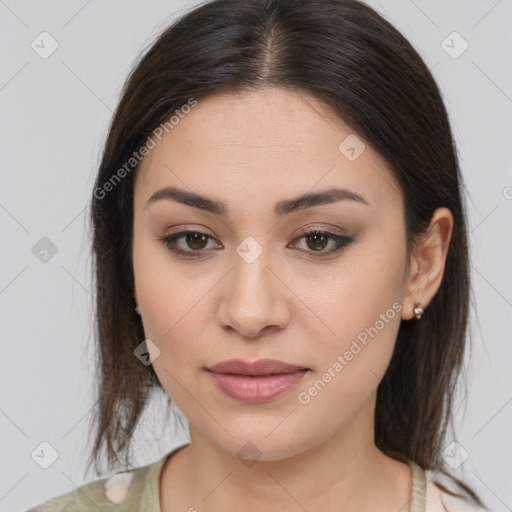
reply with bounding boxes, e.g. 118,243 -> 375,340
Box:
135,87 -> 402,212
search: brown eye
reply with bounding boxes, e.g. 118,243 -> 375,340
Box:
184,232 -> 209,250
304,232 -> 330,251
159,230 -> 220,257
291,230 -> 353,258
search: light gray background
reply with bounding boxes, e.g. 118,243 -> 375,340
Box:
1,1 -> 511,511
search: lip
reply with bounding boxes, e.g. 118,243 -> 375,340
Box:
206,358 -> 310,404
207,358 -> 308,375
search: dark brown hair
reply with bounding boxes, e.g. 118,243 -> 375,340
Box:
87,0 -> 484,507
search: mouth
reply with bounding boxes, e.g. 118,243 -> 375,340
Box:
206,358 -> 310,376
205,359 -> 310,404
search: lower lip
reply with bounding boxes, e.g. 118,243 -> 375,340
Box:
207,370 -> 309,404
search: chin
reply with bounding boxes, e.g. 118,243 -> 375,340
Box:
212,430 -> 315,464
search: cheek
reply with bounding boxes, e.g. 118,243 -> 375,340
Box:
294,239 -> 404,341
132,237 -> 221,395
133,230 -> 204,331
292,292 -> 402,431
291,246 -> 405,399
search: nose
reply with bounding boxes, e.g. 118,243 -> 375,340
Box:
216,246 -> 291,339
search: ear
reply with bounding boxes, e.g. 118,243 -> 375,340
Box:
401,207 -> 454,320
134,287 -> 138,303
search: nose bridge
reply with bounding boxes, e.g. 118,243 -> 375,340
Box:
231,235 -> 275,308
218,235 -> 289,337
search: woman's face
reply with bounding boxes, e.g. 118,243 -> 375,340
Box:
132,87 -> 413,460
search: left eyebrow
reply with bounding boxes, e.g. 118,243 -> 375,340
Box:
274,187 -> 370,216
145,186 -> 370,217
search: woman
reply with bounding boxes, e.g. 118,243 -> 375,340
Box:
27,0 -> 491,510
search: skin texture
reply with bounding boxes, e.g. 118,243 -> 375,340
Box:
132,86 -> 453,512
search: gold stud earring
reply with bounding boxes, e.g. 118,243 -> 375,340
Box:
413,301 -> 424,319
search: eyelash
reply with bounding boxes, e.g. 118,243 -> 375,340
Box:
158,229 -> 353,259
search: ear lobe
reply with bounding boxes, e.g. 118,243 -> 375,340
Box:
401,207 -> 454,320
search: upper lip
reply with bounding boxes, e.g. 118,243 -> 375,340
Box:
206,358 -> 309,375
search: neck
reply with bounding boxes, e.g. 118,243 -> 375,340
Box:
160,399 -> 412,512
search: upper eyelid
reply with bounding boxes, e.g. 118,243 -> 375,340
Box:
165,227 -> 345,242
163,222 -> 349,238
162,229 -> 350,254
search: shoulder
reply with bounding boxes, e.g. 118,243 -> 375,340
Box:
25,461 -> 154,512
424,469 -> 492,512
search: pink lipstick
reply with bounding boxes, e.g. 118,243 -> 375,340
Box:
206,358 -> 309,404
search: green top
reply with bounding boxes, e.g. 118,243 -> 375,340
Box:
26,443 -> 427,512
